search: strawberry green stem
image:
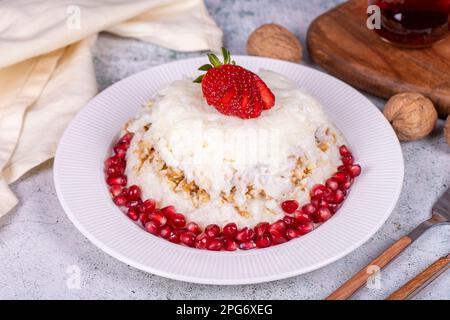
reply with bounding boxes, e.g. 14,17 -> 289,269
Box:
193,47 -> 234,83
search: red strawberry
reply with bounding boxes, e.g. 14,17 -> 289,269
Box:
253,75 -> 275,110
194,47 -> 275,119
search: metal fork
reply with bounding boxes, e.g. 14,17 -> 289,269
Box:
326,187 -> 450,300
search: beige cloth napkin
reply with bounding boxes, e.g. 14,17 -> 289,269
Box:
0,0 -> 223,217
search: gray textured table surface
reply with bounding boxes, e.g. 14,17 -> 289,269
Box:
1,0 -> 449,300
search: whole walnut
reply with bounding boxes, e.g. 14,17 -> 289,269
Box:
383,93 -> 437,141
247,23 -> 303,62
445,115 -> 450,145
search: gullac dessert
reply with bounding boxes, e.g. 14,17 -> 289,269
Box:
104,48 -> 361,251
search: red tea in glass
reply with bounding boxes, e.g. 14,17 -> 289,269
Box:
369,0 -> 450,48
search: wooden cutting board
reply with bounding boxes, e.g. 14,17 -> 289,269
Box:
307,0 -> 450,117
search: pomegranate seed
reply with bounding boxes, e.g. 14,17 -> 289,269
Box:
328,202 -> 338,213
113,194 -> 128,206
109,184 -> 122,197
239,241 -> 256,250
118,132 -> 133,145
223,238 -> 238,251
313,207 -> 332,223
325,178 -> 339,191
319,199 -> 329,209
301,203 -> 317,215
339,145 -> 351,157
293,211 -> 312,224
140,199 -> 156,214
342,180 -> 352,190
269,220 -> 287,235
180,232 -> 196,247
186,222 -> 201,235
337,165 -> 347,172
169,213 -> 186,228
153,208 -> 162,215
223,223 -> 238,237
106,165 -> 124,176
255,235 -> 271,248
205,224 -> 220,238
137,211 -> 149,225
281,200 -> 299,214
145,221 -> 159,235
246,228 -> 256,241
105,156 -> 121,169
286,228 -> 300,240
159,225 -> 173,239
195,233 -> 210,249
348,164 -> 361,178
168,231 -> 180,243
271,230 -> 287,245
311,198 -> 320,208
297,222 -> 314,235
127,209 -> 139,221
235,227 -> 255,243
114,142 -> 128,153
127,185 -> 141,201
126,199 -> 142,209
332,171 -> 349,184
323,188 -> 334,202
149,211 -> 167,227
310,184 -> 328,199
342,155 -> 354,165
173,228 -> 185,237
106,175 -> 127,186
283,215 -> 295,226
114,147 -> 127,159
246,228 -> 255,240
254,222 -> 269,237
334,189 -> 346,204
207,238 -> 223,251
161,205 -> 176,218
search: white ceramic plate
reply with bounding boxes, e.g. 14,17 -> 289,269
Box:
54,56 -> 403,285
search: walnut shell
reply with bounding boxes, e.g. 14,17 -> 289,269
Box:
247,23 -> 302,62
444,115 -> 450,145
383,93 -> 437,141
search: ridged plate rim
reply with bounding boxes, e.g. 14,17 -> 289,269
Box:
54,56 -> 404,285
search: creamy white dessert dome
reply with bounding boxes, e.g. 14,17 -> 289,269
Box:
125,70 -> 345,228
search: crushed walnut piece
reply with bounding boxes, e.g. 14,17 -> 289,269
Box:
171,174 -> 210,208
234,205 -> 251,218
315,126 -> 338,152
291,156 -> 306,186
167,167 -> 184,188
245,185 -> 273,201
220,186 -> 236,204
291,156 -> 314,191
133,139 -> 155,174
259,189 -> 273,200
133,139 -> 211,207
318,142 -> 329,152
325,128 -> 337,144
245,184 -> 257,199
